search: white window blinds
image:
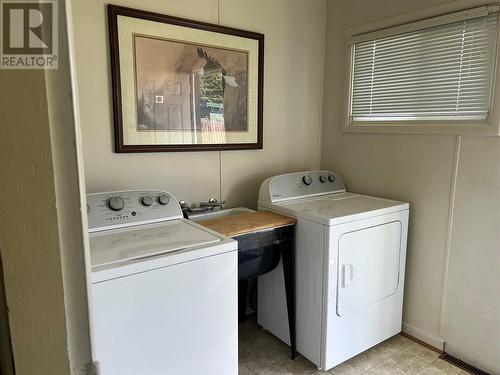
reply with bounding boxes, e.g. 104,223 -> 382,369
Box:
350,6 -> 499,122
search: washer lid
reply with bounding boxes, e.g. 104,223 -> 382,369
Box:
89,219 -> 222,268
272,192 -> 409,226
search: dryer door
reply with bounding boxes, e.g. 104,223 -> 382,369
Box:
336,221 -> 402,316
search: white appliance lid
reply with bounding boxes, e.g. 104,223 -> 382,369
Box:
274,192 -> 409,225
89,220 -> 222,268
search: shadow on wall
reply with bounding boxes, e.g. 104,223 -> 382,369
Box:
0,252 -> 14,375
224,174 -> 266,209
224,168 -> 320,209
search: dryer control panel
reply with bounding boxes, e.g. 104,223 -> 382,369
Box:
259,171 -> 347,204
87,190 -> 182,232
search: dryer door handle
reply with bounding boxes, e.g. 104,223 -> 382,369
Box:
342,264 -> 354,288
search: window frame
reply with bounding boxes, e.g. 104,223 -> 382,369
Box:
343,3 -> 500,136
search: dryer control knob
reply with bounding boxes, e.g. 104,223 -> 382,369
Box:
319,175 -> 327,183
328,174 -> 336,183
158,194 -> 170,205
302,175 -> 313,186
141,195 -> 154,206
108,196 -> 124,211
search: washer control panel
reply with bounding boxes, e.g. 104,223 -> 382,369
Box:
259,171 -> 346,204
87,190 -> 182,232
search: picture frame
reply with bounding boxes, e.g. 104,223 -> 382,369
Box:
108,5 -> 264,152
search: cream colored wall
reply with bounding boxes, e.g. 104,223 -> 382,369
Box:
71,0 -> 325,208
0,3 -> 93,374
323,0 -> 500,372
0,70 -> 71,375
443,137 -> 500,374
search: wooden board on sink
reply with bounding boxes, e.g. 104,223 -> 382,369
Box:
198,211 -> 296,238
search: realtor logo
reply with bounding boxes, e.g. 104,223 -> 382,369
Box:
1,1 -> 58,69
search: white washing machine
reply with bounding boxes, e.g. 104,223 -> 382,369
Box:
87,190 -> 238,375
257,171 -> 409,371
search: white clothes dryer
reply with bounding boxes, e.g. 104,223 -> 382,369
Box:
257,171 -> 409,371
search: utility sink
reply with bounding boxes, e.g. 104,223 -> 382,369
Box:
188,207 -> 255,222
191,207 -> 296,333
191,208 -> 293,281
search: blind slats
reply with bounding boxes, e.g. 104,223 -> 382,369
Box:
353,76 -> 490,88
355,24 -> 496,51
353,90 -> 488,98
350,10 -> 498,122
354,68 -> 490,81
355,34 -> 493,56
354,45 -> 492,63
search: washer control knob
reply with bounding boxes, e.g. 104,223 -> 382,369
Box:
302,175 -> 313,186
141,195 -> 154,206
108,196 -> 125,211
319,175 -> 327,183
328,174 -> 336,183
158,194 -> 170,205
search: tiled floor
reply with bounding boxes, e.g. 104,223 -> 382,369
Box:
238,316 -> 468,375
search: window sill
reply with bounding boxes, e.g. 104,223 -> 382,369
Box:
342,121 -> 500,136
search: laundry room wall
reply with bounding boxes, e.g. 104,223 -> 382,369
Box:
0,51 -> 76,375
322,0 -> 500,373
70,0 -> 325,208
0,1 -> 94,372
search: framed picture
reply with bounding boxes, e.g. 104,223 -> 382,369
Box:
108,5 -> 264,152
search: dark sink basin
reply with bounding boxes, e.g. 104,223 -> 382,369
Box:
235,227 -> 291,280
233,225 -> 295,329
189,207 -> 284,279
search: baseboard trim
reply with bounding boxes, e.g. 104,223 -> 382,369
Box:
400,332 -> 442,353
402,322 -> 444,351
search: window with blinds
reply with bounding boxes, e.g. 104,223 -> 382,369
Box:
350,6 -> 499,123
